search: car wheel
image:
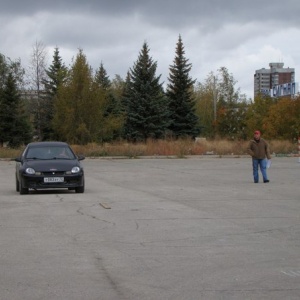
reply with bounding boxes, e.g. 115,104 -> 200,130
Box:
75,181 -> 85,193
75,186 -> 84,193
16,174 -> 20,192
19,180 -> 29,195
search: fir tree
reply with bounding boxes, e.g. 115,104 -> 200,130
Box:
94,64 -> 124,141
94,62 -> 115,116
95,62 -> 111,90
166,35 -> 200,138
123,42 -> 170,141
42,47 -> 68,140
0,73 -> 32,147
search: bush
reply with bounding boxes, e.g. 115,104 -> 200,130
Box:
0,139 -> 296,158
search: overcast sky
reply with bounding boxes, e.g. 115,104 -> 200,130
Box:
1,0 -> 300,99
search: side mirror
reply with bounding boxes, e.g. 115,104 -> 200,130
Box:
77,155 -> 85,161
14,157 -> 22,162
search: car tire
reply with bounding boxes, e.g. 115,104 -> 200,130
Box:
75,181 -> 85,193
19,180 -> 29,195
16,174 -> 20,192
75,186 -> 84,193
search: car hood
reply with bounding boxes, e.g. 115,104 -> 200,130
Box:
24,159 -> 81,172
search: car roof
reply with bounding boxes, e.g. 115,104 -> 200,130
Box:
27,141 -> 69,148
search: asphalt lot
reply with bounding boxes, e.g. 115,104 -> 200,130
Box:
0,156 -> 300,300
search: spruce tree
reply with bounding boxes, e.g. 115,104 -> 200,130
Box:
0,73 -> 32,147
94,63 -> 124,141
42,47 -> 68,140
95,62 -> 115,116
95,62 -> 111,90
123,42 -> 170,141
166,35 -> 200,138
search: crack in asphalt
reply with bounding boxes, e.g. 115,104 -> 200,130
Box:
76,206 -> 116,225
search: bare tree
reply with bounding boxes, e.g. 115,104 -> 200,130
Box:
27,40 -> 48,140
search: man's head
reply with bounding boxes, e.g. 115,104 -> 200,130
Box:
254,130 -> 261,140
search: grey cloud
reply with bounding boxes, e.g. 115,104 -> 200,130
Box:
2,0 -> 300,28
1,0 -> 300,99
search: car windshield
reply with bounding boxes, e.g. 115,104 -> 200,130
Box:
26,146 -> 76,160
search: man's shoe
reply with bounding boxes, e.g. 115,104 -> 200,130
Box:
264,180 -> 269,183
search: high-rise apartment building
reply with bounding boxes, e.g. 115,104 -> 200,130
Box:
254,62 -> 295,97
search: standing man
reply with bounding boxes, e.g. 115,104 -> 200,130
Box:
247,130 -> 271,183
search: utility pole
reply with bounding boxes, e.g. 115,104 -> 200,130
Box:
213,76 -> 217,122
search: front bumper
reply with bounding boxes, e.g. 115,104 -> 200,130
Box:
20,173 -> 84,190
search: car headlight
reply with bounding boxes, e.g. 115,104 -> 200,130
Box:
25,167 -> 35,174
71,166 -> 81,174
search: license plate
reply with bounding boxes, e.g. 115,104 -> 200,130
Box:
44,177 -> 64,183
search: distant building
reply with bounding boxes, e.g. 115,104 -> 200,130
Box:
254,62 -> 298,97
21,89 -> 45,101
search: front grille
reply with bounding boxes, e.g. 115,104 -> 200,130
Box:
42,171 -> 65,176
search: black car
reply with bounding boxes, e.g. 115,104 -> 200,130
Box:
15,141 -> 85,194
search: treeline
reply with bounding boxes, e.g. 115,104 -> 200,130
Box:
0,36 -> 299,147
